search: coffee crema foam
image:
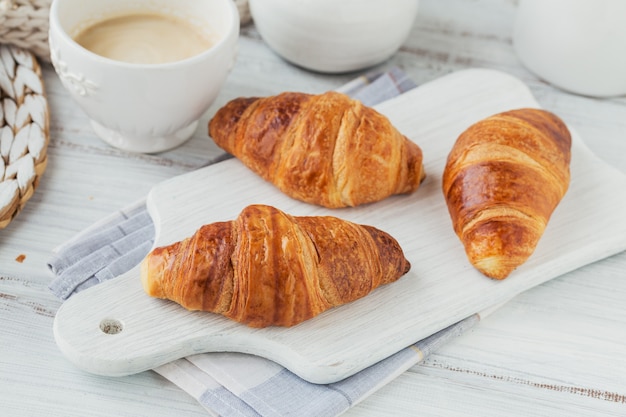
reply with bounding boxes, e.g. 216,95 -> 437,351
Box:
73,13 -> 214,64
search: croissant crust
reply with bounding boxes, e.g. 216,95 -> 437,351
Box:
141,204 -> 411,327
442,108 -> 571,279
208,91 -> 425,208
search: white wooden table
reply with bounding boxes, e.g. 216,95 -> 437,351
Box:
1,1 -> 625,415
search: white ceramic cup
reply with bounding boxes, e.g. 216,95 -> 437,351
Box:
48,0 -> 239,153
513,0 -> 626,98
249,0 -> 419,74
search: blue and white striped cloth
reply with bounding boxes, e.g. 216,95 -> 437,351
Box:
48,68 -> 484,417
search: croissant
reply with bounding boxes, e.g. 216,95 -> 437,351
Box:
141,204 -> 411,327
208,91 -> 425,208
442,108 -> 571,280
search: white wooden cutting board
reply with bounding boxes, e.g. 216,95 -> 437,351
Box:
53,69 -> 626,384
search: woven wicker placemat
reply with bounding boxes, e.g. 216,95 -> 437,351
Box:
0,0 -> 51,62
0,43 -> 49,229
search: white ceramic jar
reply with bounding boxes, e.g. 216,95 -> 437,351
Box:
514,0 -> 626,97
249,0 -> 419,73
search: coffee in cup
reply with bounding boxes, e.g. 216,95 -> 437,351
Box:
49,0 -> 239,153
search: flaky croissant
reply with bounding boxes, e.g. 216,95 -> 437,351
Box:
442,108 -> 571,280
208,91 -> 425,208
141,204 -> 410,327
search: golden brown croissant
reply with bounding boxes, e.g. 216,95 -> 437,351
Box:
208,91 -> 425,208
442,108 -> 571,280
141,204 -> 411,327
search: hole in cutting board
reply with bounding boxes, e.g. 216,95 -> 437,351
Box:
100,318 -> 124,335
